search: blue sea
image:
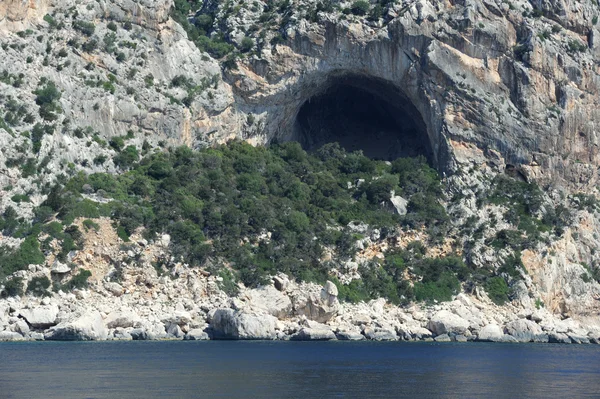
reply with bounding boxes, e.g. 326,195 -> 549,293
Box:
1,341 -> 599,398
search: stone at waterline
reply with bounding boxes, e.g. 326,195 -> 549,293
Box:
184,329 -> 210,341
210,309 -> 277,340
20,305 -> 59,328
291,327 -> 336,341
427,310 -> 469,336
476,324 -> 504,342
44,311 -> 108,341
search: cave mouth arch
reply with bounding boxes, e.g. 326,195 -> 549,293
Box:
291,74 -> 433,164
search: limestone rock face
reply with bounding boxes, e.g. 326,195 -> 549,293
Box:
184,329 -> 210,341
477,324 -> 504,342
504,319 -> 544,343
0,330 -> 25,341
294,281 -> 340,323
244,286 -> 292,320
45,311 -> 108,341
0,0 -> 49,32
210,309 -> 277,340
105,310 -> 140,329
427,310 -> 470,336
291,327 -> 336,341
20,305 -> 59,328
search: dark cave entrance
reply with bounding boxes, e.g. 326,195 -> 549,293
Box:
292,75 -> 433,163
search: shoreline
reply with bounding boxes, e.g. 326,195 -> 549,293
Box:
2,275 -> 599,345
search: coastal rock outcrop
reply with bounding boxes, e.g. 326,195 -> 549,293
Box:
427,310 -> 470,336
20,305 -> 59,328
210,309 -> 277,340
504,319 -> 546,343
294,281 -> 340,323
45,311 -> 108,341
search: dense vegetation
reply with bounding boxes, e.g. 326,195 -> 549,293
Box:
0,139 -> 592,304
38,141 -> 449,288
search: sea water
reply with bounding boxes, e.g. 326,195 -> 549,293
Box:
1,341 -> 599,398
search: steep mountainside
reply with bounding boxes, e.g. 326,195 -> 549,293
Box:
0,0 -> 600,342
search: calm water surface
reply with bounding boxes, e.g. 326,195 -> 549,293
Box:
1,341 -> 599,398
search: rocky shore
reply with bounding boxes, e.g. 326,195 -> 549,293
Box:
2,269 -> 599,344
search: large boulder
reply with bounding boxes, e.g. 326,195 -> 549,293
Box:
427,310 -> 470,336
0,331 -> 24,341
105,310 -> 141,329
477,324 -> 504,342
184,329 -> 210,341
336,330 -> 365,340
51,260 -> 70,274
20,305 -> 59,328
295,281 -> 340,323
291,327 -> 336,341
363,327 -> 397,341
245,286 -> 292,319
210,309 -> 277,340
504,319 -> 543,343
549,332 -> 572,344
44,311 -> 108,341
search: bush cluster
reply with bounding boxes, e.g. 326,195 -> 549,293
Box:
43,141 -> 448,289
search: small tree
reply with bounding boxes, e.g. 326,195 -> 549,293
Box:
240,37 -> 254,53
351,0 -> 370,15
2,277 -> 23,298
27,276 -> 51,297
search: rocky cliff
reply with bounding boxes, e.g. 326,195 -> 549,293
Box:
1,0 -> 600,342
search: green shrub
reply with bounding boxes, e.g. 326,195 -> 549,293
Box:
73,20 -> 96,36
11,194 -> 30,203
34,81 -> 62,121
1,277 -> 23,297
27,275 -> 51,297
82,219 -> 100,231
351,0 -> 370,15
63,269 -> 92,290
484,276 -> 509,305
114,145 -> 139,169
239,37 -> 254,53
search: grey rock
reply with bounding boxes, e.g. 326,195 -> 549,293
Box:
104,282 -> 124,297
28,332 -> 44,341
105,311 -> 140,329
45,311 -> 108,341
504,319 -> 543,343
434,333 -> 451,342
112,328 -> 133,341
500,335 -> 518,343
335,330 -> 365,341
549,332 -> 572,344
184,329 -> 210,341
51,260 -> 71,274
568,334 -> 590,344
454,335 -> 468,342
427,310 -> 470,336
291,327 -> 336,341
20,305 -> 59,328
295,282 -> 340,323
273,275 -> 288,292
166,323 -> 184,339
363,327 -> 397,341
210,309 -> 277,340
130,328 -> 149,341
477,324 -> 504,342
389,194 -> 408,215
0,331 -> 24,341
14,319 -> 30,335
245,286 -> 292,319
